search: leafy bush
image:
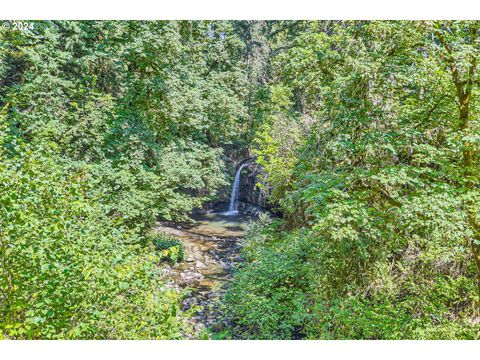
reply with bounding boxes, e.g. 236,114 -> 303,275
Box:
224,225 -> 312,339
152,233 -> 186,264
225,215 -> 480,339
0,129 -> 187,339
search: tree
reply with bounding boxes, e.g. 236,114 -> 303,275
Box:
432,20 -> 480,308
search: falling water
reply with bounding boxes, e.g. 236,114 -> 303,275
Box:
224,162 -> 248,215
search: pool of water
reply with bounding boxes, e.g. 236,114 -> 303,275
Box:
185,212 -> 254,238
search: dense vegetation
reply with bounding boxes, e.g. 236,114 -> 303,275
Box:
2,20 -> 480,339
224,21 -> 480,339
0,20 -> 248,339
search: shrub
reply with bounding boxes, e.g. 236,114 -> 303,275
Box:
0,131 -> 187,339
225,212 -> 480,339
223,227 -> 311,339
152,233 -> 186,264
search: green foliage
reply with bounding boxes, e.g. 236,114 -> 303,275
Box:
0,20 -> 249,339
1,20 -> 245,226
3,20 -> 480,340
226,217 -> 480,339
224,249 -> 310,339
224,216 -> 310,339
152,233 -> 186,264
0,127 -> 186,339
226,20 -> 480,340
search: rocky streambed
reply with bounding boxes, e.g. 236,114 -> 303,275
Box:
156,213 -> 252,337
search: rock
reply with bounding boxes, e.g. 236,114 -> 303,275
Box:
211,322 -> 226,332
196,261 -> 206,268
155,220 -> 242,339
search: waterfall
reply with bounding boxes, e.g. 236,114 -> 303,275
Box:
224,162 -> 248,215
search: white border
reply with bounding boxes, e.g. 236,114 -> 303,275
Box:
1,340 -> 480,360
0,0 -> 480,20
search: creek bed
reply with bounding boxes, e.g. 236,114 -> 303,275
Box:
156,212 -> 253,336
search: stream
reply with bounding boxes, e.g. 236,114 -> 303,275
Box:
156,212 -> 252,336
